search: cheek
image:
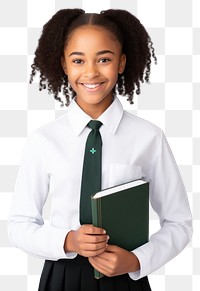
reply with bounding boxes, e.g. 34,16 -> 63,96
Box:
66,67 -> 80,81
106,67 -> 120,83
67,76 -> 77,89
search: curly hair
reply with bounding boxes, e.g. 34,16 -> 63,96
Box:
30,9 -> 157,106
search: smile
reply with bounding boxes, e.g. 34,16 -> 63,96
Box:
81,83 -> 103,89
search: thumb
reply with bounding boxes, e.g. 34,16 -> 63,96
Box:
106,244 -> 118,252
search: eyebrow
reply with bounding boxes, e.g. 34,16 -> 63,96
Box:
68,50 -> 115,57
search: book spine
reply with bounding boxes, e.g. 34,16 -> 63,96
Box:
91,198 -> 103,279
91,198 -> 102,227
94,269 -> 104,280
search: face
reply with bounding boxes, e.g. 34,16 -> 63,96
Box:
61,25 -> 126,118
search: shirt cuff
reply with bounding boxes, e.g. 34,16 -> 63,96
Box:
53,227 -> 77,260
128,246 -> 150,280
65,251 -> 78,259
61,229 -> 77,259
128,270 -> 141,280
131,239 -> 158,280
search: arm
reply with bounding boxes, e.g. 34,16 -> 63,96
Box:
8,133 -> 108,260
129,131 -> 192,279
8,134 -> 70,260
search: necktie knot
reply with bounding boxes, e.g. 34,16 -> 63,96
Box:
88,120 -> 102,130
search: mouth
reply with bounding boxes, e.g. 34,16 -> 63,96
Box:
80,82 -> 104,90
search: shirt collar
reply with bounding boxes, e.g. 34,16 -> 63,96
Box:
98,97 -> 124,135
67,97 -> 124,136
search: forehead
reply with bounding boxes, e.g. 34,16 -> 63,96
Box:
66,25 -> 121,49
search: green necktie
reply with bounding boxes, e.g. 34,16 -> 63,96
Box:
80,120 -> 102,224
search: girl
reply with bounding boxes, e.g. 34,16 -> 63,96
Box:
8,9 -> 192,291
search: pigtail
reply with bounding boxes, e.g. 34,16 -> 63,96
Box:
30,9 -> 85,106
100,9 -> 157,104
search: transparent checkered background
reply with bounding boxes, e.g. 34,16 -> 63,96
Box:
0,0 -> 199,290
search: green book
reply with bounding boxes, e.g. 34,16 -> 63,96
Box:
91,179 -> 149,279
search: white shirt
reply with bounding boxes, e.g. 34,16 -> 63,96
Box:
8,97 -> 192,280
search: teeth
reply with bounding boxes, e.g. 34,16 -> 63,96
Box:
82,83 -> 101,89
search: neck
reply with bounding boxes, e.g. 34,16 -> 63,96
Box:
75,95 -> 113,119
84,105 -> 106,119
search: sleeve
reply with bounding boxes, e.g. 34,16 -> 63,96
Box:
7,133 -> 76,260
129,130 -> 192,280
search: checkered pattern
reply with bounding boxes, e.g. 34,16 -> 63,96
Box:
0,0 -> 199,290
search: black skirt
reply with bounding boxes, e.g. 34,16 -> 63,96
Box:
38,255 -> 151,291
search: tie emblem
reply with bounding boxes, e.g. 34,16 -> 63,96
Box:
90,148 -> 96,154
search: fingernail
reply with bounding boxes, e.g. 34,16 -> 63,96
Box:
107,235 -> 110,241
103,229 -> 106,234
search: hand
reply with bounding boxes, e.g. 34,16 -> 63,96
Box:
64,225 -> 109,257
88,245 -> 140,277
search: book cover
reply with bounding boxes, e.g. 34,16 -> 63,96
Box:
91,179 -> 149,279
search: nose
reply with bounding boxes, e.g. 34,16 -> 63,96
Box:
83,62 -> 100,78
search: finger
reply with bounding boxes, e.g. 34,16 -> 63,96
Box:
77,232 -> 108,244
91,250 -> 112,262
89,257 -> 112,276
105,244 -> 118,252
82,225 -> 107,235
84,234 -> 109,244
82,241 -> 108,252
80,245 -> 108,258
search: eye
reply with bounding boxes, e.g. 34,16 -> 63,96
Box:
72,59 -> 84,64
98,58 -> 111,63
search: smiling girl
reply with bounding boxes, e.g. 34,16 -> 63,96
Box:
8,9 -> 192,291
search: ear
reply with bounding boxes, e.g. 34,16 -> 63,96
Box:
118,54 -> 126,74
61,57 -> 68,75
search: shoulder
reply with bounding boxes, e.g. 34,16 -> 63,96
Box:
29,112 -> 70,144
120,111 -> 168,163
121,110 -> 163,137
